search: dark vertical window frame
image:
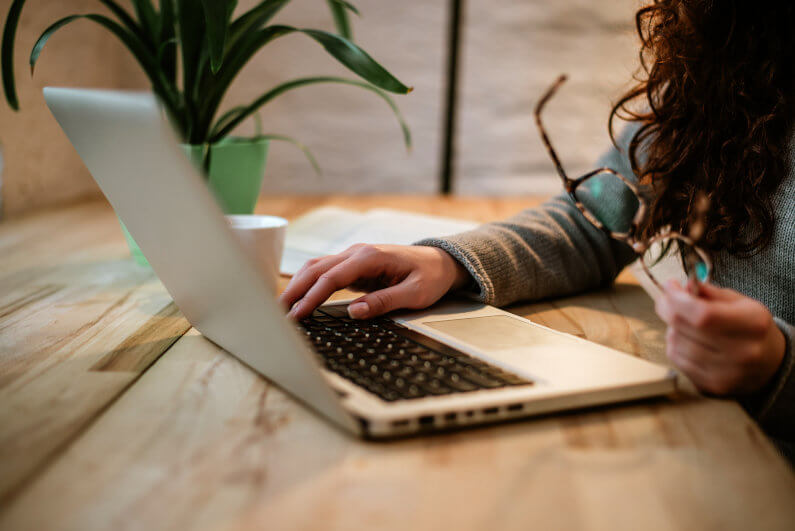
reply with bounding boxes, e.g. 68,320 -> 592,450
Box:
440,0 -> 464,195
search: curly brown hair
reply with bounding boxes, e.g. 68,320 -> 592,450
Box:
609,0 -> 795,256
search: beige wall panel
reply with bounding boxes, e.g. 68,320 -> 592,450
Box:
0,0 -> 146,217
224,0 -> 446,196
455,0 -> 641,195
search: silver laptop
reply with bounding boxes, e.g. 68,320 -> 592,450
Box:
44,87 -> 676,438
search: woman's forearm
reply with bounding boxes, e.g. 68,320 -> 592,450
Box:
416,194 -> 637,307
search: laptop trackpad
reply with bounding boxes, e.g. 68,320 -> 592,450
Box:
424,315 -> 576,352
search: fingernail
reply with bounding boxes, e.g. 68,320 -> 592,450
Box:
348,302 -> 369,319
287,302 -> 301,319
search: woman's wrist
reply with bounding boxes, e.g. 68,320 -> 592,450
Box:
430,247 -> 473,292
754,321 -> 788,393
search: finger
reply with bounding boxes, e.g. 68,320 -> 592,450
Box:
696,281 -> 739,302
657,291 -> 710,337
281,245 -> 370,307
288,254 -> 386,320
669,323 -> 721,356
280,255 -> 342,309
279,254 -> 348,311
655,294 -> 675,324
663,279 -> 684,292
658,291 -> 724,352
666,328 -> 713,383
655,280 -> 753,335
663,288 -> 745,333
281,244 -> 372,305
348,275 -> 424,319
667,333 -> 737,396
666,326 -> 717,366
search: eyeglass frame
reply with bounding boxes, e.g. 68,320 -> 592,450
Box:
533,74 -> 713,289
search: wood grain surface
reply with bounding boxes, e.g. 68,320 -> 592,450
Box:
0,197 -> 793,531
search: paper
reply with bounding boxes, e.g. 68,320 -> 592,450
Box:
280,206 -> 478,275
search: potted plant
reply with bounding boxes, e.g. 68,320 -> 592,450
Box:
2,0 -> 412,265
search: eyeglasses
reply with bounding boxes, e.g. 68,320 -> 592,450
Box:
534,74 -> 712,291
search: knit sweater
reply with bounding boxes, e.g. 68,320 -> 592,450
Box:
417,123 -> 795,451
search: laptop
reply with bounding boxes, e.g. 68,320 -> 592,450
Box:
44,87 -> 676,438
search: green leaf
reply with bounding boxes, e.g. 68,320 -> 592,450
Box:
252,134 -> 322,175
156,37 -> 178,70
192,0 -> 288,108
194,24 -> 411,143
200,0 -> 237,74
176,0 -> 205,137
228,0 -> 289,49
331,0 -> 359,17
28,13 -> 180,124
208,76 -> 411,152
99,0 -> 146,42
252,110 -> 263,136
176,0 -> 205,92
210,104 -> 248,137
326,0 -> 353,40
30,15 -> 83,74
1,0 -> 27,110
130,0 -> 159,44
157,0 -> 177,84
298,29 -> 410,94
194,24 -> 293,142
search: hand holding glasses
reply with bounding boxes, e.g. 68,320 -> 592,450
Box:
534,75 -> 713,295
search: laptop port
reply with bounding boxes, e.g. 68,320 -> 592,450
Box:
507,403 -> 523,412
444,412 -> 457,422
418,415 -> 435,426
483,407 -> 499,415
391,419 -> 409,427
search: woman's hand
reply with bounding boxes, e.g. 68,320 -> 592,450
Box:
655,280 -> 786,395
279,244 -> 472,320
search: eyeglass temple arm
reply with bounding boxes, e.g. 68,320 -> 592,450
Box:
535,75 -> 643,210
534,74 -> 570,185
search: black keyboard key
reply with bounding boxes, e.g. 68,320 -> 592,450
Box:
457,368 -> 503,389
444,372 -> 478,392
491,370 -> 528,385
396,366 -> 414,377
410,372 -> 429,384
423,379 -> 454,395
402,385 -> 424,398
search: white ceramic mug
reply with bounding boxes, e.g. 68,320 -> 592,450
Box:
226,215 -> 288,291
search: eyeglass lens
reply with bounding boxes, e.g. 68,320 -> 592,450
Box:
572,171 -> 640,235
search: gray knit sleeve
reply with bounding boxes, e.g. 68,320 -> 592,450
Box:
741,319 -> 795,446
416,125 -> 640,307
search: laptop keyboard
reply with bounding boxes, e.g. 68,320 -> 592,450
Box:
296,307 -> 533,402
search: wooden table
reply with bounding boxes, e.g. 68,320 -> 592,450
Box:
1,196 -> 793,531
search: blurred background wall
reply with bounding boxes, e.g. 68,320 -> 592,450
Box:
0,0 -> 147,217
455,0 -> 638,195
0,0 -> 640,217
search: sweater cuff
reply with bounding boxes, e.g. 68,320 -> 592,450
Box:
741,318 -> 795,441
414,233 -> 496,305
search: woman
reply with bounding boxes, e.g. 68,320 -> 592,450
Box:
280,1 -> 795,455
